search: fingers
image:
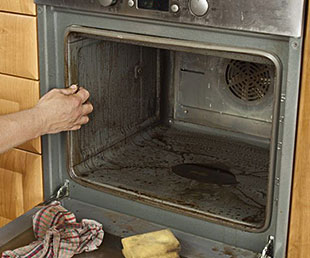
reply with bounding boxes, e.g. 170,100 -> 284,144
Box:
79,116 -> 89,125
69,125 -> 82,131
81,102 -> 93,115
59,84 -> 79,95
68,116 -> 89,131
75,87 -> 90,103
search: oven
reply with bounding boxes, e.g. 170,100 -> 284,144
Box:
0,0 -> 306,257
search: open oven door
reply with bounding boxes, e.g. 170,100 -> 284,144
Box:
0,181 -> 263,257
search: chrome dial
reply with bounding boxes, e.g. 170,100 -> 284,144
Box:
189,0 -> 209,17
99,0 -> 117,7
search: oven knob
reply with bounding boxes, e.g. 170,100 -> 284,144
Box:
189,0 -> 209,17
128,0 -> 135,8
99,0 -> 117,7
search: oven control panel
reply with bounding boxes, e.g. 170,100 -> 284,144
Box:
189,0 -> 209,16
35,0 -> 304,37
98,0 -> 209,17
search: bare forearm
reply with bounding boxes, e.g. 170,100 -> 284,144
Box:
0,108 -> 43,153
0,86 -> 92,154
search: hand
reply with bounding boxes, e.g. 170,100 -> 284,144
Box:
33,85 -> 93,135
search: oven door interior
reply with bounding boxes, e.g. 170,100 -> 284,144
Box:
0,198 -> 259,257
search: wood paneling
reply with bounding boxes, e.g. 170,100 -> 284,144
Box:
0,168 -> 24,220
287,6 -> 310,258
0,216 -> 11,228
0,73 -> 41,153
0,12 -> 38,79
0,149 -> 43,218
0,0 -> 36,15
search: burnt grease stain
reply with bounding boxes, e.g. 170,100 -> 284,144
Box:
172,163 -> 238,185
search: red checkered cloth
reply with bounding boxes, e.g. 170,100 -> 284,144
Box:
2,202 -> 104,258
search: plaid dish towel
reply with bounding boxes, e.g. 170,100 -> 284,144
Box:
2,202 -> 104,258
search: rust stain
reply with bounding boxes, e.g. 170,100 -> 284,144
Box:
223,246 -> 237,258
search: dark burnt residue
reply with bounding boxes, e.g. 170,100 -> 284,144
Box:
172,163 -> 238,185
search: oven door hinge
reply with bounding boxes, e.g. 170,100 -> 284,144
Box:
259,235 -> 274,258
41,180 -> 70,205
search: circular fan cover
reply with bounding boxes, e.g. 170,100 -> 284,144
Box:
225,60 -> 272,102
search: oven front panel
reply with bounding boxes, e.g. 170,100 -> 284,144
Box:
37,5 -> 303,258
35,0 -> 305,37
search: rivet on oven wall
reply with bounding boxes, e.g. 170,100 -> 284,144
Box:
184,110 -> 189,114
291,41 -> 299,49
277,142 -> 282,150
279,115 -> 285,123
280,94 -> 286,102
275,177 -> 280,186
134,65 -> 142,79
168,119 -> 173,124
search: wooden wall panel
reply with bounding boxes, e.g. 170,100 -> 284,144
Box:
0,168 -> 24,220
0,73 -> 41,153
287,6 -> 310,258
0,216 -> 11,227
0,12 -> 38,79
0,0 -> 36,15
0,149 -> 43,217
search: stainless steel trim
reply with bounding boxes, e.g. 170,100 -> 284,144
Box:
64,25 -> 282,233
34,0 -> 305,37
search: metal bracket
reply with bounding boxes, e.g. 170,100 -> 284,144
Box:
41,180 -> 70,205
260,235 -> 274,258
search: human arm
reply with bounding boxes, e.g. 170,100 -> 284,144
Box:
0,85 -> 93,154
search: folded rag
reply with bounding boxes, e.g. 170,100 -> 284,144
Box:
2,202 -> 104,258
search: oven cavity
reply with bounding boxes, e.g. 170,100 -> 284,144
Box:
67,31 -> 278,231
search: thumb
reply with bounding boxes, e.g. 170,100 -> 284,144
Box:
60,84 -> 79,95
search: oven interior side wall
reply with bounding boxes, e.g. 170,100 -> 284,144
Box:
68,37 -> 160,165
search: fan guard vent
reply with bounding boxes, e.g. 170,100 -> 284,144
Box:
225,60 -> 272,102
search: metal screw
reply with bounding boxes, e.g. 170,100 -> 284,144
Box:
168,119 -> 173,124
291,41 -> 298,49
184,110 -> 188,114
281,94 -> 286,102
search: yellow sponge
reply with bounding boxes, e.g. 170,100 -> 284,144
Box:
121,229 -> 180,258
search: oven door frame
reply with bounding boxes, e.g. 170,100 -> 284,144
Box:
65,25 -> 282,234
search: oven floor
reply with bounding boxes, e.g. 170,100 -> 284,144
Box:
74,124 -> 269,229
